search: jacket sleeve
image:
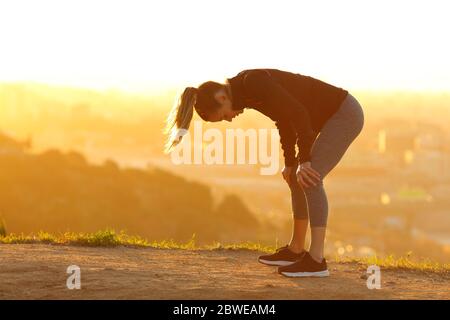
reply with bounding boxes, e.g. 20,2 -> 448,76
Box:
243,70 -> 316,164
274,118 -> 297,167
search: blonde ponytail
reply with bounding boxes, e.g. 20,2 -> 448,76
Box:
163,86 -> 198,154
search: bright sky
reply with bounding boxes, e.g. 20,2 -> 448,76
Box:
0,0 -> 449,93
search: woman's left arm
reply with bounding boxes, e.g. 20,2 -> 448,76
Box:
242,70 -> 316,165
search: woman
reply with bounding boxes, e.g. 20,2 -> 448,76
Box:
164,68 -> 364,278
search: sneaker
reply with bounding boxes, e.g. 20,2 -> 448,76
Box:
258,244 -> 306,266
278,252 -> 330,277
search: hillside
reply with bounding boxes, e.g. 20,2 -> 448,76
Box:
0,244 -> 448,300
0,133 -> 264,244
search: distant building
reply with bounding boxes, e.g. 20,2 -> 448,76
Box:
377,121 -> 448,179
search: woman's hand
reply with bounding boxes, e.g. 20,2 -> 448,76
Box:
281,166 -> 295,185
296,162 -> 321,188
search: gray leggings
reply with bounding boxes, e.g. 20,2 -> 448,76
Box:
288,92 -> 365,227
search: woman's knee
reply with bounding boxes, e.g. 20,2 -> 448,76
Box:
287,169 -> 303,191
302,176 -> 324,192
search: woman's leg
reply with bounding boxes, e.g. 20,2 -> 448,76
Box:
309,227 -> 327,262
303,93 -> 365,262
287,166 -> 309,253
288,218 -> 308,254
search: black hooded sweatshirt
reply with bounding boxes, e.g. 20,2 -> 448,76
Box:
226,68 -> 348,166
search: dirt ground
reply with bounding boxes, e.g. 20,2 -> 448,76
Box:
0,244 -> 448,299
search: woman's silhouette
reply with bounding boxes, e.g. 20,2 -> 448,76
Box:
164,68 -> 364,277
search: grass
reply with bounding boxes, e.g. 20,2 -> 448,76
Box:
204,241 -> 277,253
0,218 -> 6,237
0,229 -> 150,247
0,229 -> 276,251
1,229 -> 449,274
335,253 -> 450,274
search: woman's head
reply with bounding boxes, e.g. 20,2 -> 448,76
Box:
163,80 -> 244,153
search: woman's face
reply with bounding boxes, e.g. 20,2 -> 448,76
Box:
207,89 -> 244,122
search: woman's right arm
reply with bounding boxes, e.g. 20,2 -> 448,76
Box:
275,118 -> 297,185
243,69 -> 316,165
275,118 -> 297,168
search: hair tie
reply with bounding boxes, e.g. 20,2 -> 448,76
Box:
174,128 -> 189,143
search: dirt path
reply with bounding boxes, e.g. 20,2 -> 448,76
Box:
0,244 -> 448,299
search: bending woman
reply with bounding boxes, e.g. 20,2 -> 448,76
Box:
164,68 -> 364,278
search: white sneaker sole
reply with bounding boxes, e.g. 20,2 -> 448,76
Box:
280,270 -> 330,278
258,259 -> 297,266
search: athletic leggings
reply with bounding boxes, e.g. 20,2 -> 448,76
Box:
287,92 -> 365,227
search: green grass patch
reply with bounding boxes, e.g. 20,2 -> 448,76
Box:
335,253 -> 450,274
204,241 -> 276,253
0,229 -> 147,247
0,229 -> 277,251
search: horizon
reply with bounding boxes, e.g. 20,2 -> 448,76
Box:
1,80 -> 450,97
